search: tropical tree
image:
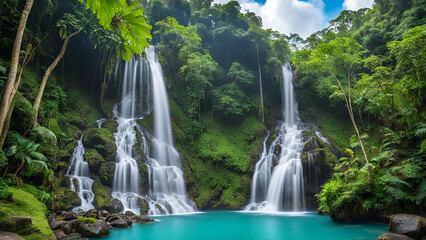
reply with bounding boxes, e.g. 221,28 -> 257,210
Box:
295,37 -> 373,181
0,0 -> 34,144
4,136 -> 48,180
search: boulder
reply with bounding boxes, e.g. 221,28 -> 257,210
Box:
109,219 -> 129,228
82,128 -> 116,160
84,148 -> 105,170
63,211 -> 78,221
2,217 -> 32,232
49,220 -> 67,230
132,215 -> 155,224
389,214 -> 426,239
0,231 -> 24,240
106,214 -> 132,227
53,230 -> 67,240
99,210 -> 110,218
125,211 -> 135,216
83,209 -> 99,219
99,162 -> 115,186
377,233 -> 415,240
78,220 -> 109,238
56,187 -> 81,211
103,198 -> 124,213
136,198 -> 149,215
61,219 -> 79,235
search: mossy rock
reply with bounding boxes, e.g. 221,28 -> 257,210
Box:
55,187 -> 81,211
98,162 -> 115,187
10,94 -> 36,133
46,118 -> 62,136
52,175 -> 71,191
63,140 -> 78,154
82,128 -> 116,161
92,178 -> 112,211
136,161 -> 149,195
55,157 -> 71,173
137,198 -> 149,215
101,119 -> 118,133
0,187 -> 55,239
64,125 -> 82,140
84,148 -> 105,171
136,113 -> 153,132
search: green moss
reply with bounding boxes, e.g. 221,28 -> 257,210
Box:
82,128 -> 116,160
77,217 -> 96,224
54,187 -> 81,211
63,125 -> 81,140
102,119 -> 118,133
0,187 -> 55,240
46,118 -> 61,136
137,113 -> 153,132
59,88 -> 102,128
10,93 -> 36,132
83,148 -> 104,170
197,116 -> 265,172
185,116 -> 265,209
92,177 -> 111,210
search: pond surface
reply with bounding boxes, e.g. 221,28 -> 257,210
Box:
97,211 -> 387,240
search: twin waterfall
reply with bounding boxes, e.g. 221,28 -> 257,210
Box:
245,62 -> 305,212
112,46 -> 196,215
67,49 -> 309,215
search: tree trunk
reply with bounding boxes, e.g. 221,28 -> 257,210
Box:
257,47 -> 264,123
33,31 -> 79,126
0,0 -> 34,141
0,103 -> 15,149
329,69 -> 373,182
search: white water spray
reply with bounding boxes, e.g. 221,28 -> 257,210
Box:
66,135 -> 95,212
111,46 -> 196,215
112,55 -> 151,214
145,46 -> 197,215
245,62 -> 305,212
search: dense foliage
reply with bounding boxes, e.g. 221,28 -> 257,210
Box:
293,0 -> 425,220
0,1 -> 424,237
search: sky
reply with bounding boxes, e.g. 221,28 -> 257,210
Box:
212,0 -> 374,38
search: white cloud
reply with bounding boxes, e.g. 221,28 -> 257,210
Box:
342,0 -> 374,11
213,0 -> 327,39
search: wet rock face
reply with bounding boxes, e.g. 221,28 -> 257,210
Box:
48,209 -> 154,239
389,214 -> 426,239
78,220 -> 109,238
301,128 -> 339,210
82,128 -> 117,161
377,233 -> 415,240
1,217 -> 32,232
103,198 -> 124,213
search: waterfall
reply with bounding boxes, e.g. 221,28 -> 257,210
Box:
66,135 -> 95,212
145,46 -> 197,215
245,62 -> 305,212
111,46 -> 196,215
96,118 -> 107,128
112,55 -> 151,214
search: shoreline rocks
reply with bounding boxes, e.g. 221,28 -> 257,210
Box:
378,214 -> 426,240
48,209 -> 154,239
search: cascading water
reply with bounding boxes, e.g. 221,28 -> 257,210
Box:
96,118 -> 107,128
145,46 -> 197,215
112,55 -> 151,214
66,135 -> 95,212
245,62 -> 305,212
111,46 -> 196,215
